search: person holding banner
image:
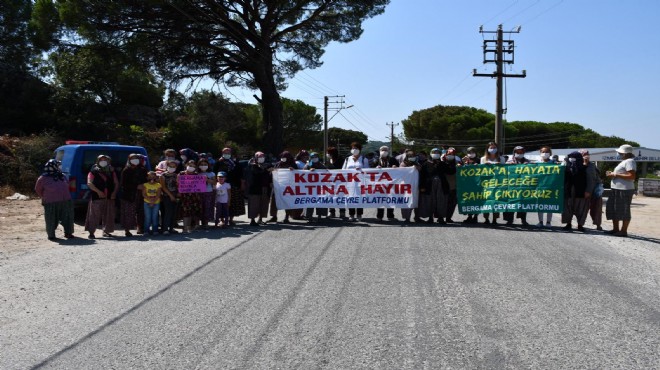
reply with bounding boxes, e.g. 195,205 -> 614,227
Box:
420,148 -> 452,224
295,150 -> 309,169
481,142 -> 505,225
326,146 -> 346,219
303,152 -> 329,222
535,146 -> 555,228
268,151 -> 297,223
342,142 -> 370,221
503,146 -> 531,226
462,147 -> 480,224
399,149 -> 422,223
197,158 -> 216,229
374,145 -> 399,221
605,144 -> 637,237
178,161 -> 202,233
247,151 -> 272,226
562,151 -> 594,232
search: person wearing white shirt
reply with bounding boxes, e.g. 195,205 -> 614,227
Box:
605,144 -> 637,237
342,142 -> 370,221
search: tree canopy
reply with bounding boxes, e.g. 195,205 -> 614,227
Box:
44,0 -> 389,154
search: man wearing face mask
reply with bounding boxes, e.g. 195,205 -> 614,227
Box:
120,153 -> 148,236
247,151 -> 273,226
342,142 -> 370,221
442,148 -> 459,223
372,146 -> 399,221
503,146 -> 530,226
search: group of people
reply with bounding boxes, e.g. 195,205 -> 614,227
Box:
34,142 -> 636,240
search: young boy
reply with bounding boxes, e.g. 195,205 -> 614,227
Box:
214,172 -> 231,227
142,171 -> 162,236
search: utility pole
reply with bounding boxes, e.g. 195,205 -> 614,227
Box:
386,122 -> 399,151
473,24 -> 526,153
323,95 -> 350,164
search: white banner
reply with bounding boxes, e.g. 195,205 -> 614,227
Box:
272,167 -> 419,210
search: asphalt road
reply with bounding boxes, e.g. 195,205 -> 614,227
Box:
1,210 -> 659,369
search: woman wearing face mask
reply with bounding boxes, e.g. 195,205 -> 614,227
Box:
461,147 -> 480,224
419,148 -> 451,224
295,150 -> 310,169
481,142 -> 505,225
373,145 -> 399,221
247,151 -> 273,226
197,158 -> 216,229
503,146 -> 530,226
159,160 -> 179,235
156,149 -> 179,174
35,159 -> 75,241
399,149 -> 421,223
562,151 -> 594,232
214,147 -> 246,224
119,153 -> 148,237
605,144 -> 636,237
342,142 -> 370,221
535,146 -> 555,227
442,148 -> 459,223
85,155 -> 119,239
268,151 -> 297,223
179,148 -> 199,167
178,160 -> 202,233
325,146 -> 346,219
303,152 -> 329,222
581,149 -> 603,231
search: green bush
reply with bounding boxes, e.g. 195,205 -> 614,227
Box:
0,132 -> 63,195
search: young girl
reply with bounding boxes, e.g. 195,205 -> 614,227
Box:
214,172 -> 232,227
142,171 -> 162,236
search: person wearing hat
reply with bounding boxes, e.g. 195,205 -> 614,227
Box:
605,144 -> 637,237
481,142 -> 505,225
35,159 -> 75,241
536,146 -> 556,228
373,145 -> 399,221
342,142 -> 370,221
581,149 -> 604,231
247,151 -> 273,226
214,171 -> 231,227
303,152 -> 329,222
503,145 -> 531,226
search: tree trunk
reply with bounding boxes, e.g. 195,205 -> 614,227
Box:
254,55 -> 284,157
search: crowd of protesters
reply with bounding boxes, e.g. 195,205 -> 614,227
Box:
34,142 -> 637,241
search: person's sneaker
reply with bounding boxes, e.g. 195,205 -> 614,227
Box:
88,233 -> 95,239
596,225 -> 603,231
563,224 -> 573,230
545,222 -> 552,228
577,225 -> 585,232
535,222 -> 543,228
48,236 -> 58,241
125,231 -> 133,237
267,217 -> 278,223
169,228 -> 179,234
282,218 -> 290,224
356,216 -> 362,222
250,220 -> 258,226
163,230 -> 170,236
521,220 -> 529,226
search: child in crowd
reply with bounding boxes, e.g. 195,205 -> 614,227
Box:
215,172 -> 231,227
142,171 -> 162,236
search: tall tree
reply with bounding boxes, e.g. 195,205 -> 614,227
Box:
48,0 -> 389,154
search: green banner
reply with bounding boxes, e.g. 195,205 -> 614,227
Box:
457,164 -> 564,214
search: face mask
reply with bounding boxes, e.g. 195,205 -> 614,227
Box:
280,157 -> 287,162
380,151 -> 388,158
408,156 -> 417,162
488,148 -> 498,154
351,148 -> 360,156
311,158 -> 319,163
569,158 -> 577,163
223,154 -> 231,160
98,161 -> 108,168
431,153 -> 441,160
257,157 -> 265,164
540,153 -> 550,160
515,153 -> 524,159
186,166 -> 196,172
468,153 -> 476,158
446,155 -> 455,161
167,167 -> 176,173
180,155 -> 187,162
130,159 -> 140,165
166,156 -> 175,161
199,165 -> 208,171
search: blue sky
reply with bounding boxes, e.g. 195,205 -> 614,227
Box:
225,0 -> 660,148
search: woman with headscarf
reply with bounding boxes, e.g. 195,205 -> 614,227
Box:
481,142 -> 505,225
420,148 -> 452,224
295,150 -> 310,169
303,152 -> 329,222
178,160 -> 202,233
399,149 -> 421,223
326,146 -> 346,219
159,159 -> 180,235
605,144 -> 637,237
373,145 -> 399,221
581,149 -> 604,231
562,151 -> 594,232
214,147 -> 246,224
503,146 -> 530,226
342,142 -> 370,221
197,157 -> 216,229
461,147 -> 480,224
35,159 -> 75,240
85,154 -> 119,239
247,151 -> 273,226
268,151 -> 297,223
179,148 -> 199,166
120,153 -> 148,236
442,147 -> 459,223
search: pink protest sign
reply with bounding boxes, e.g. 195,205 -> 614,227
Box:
178,174 -> 208,193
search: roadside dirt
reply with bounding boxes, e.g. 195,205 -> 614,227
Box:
1,196 -> 659,261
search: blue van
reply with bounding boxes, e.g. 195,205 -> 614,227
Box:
53,141 -> 151,204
